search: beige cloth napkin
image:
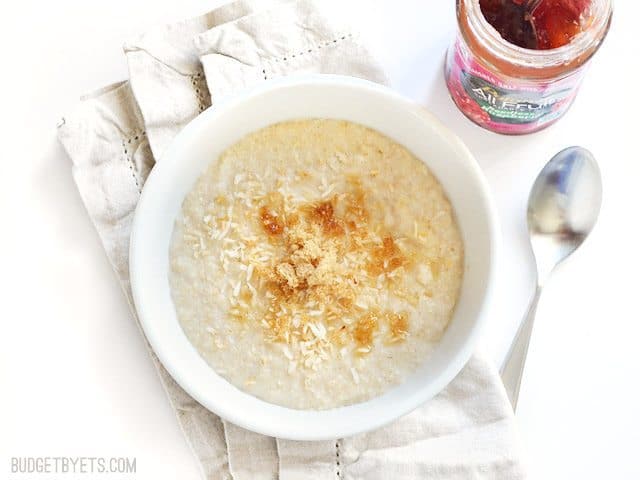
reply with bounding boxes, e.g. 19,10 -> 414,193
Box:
57,1 -> 527,479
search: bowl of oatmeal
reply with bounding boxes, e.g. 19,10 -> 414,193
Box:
130,75 -> 499,440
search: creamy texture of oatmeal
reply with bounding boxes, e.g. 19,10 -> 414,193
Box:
169,119 -> 464,410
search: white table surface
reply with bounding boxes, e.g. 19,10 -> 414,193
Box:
1,1 -> 638,479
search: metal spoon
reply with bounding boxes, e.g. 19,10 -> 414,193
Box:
500,146 -> 602,409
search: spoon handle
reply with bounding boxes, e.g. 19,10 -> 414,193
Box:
500,285 -> 542,410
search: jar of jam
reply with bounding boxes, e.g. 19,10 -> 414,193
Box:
445,0 -> 613,134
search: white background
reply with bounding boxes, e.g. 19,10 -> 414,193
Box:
1,1 -> 638,479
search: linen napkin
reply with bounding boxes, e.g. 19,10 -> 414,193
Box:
57,1 -> 527,479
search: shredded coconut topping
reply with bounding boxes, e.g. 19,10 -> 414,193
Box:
188,171 -> 430,372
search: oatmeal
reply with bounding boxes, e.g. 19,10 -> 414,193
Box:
169,119 -> 464,409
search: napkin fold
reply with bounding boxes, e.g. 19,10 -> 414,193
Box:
58,1 -> 527,479
123,0 -> 281,159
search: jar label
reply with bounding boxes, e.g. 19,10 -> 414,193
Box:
446,38 -> 586,134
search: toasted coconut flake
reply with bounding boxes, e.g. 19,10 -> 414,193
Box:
246,264 -> 254,282
354,300 -> 368,310
309,322 -> 326,340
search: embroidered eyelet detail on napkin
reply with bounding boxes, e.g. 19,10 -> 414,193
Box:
336,440 -> 342,478
262,33 -> 352,80
190,71 -> 208,113
122,131 -> 146,194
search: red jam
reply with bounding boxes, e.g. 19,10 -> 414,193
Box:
480,0 -> 591,50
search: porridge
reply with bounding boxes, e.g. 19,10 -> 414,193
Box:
169,119 -> 464,410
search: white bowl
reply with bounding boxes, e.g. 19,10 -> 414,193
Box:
130,74 -> 499,440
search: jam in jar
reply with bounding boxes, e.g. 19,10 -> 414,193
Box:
445,0 -> 613,134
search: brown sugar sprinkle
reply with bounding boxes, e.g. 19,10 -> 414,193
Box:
367,236 -> 407,276
310,200 -> 345,236
387,311 -> 409,342
242,179 -> 421,368
259,206 -> 284,236
353,312 -> 379,350
286,212 -> 300,228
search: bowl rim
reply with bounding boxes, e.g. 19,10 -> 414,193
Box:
129,74 -> 500,440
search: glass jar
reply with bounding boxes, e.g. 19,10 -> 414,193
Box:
445,0 -> 613,135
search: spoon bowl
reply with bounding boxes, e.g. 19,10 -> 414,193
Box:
527,146 -> 602,281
